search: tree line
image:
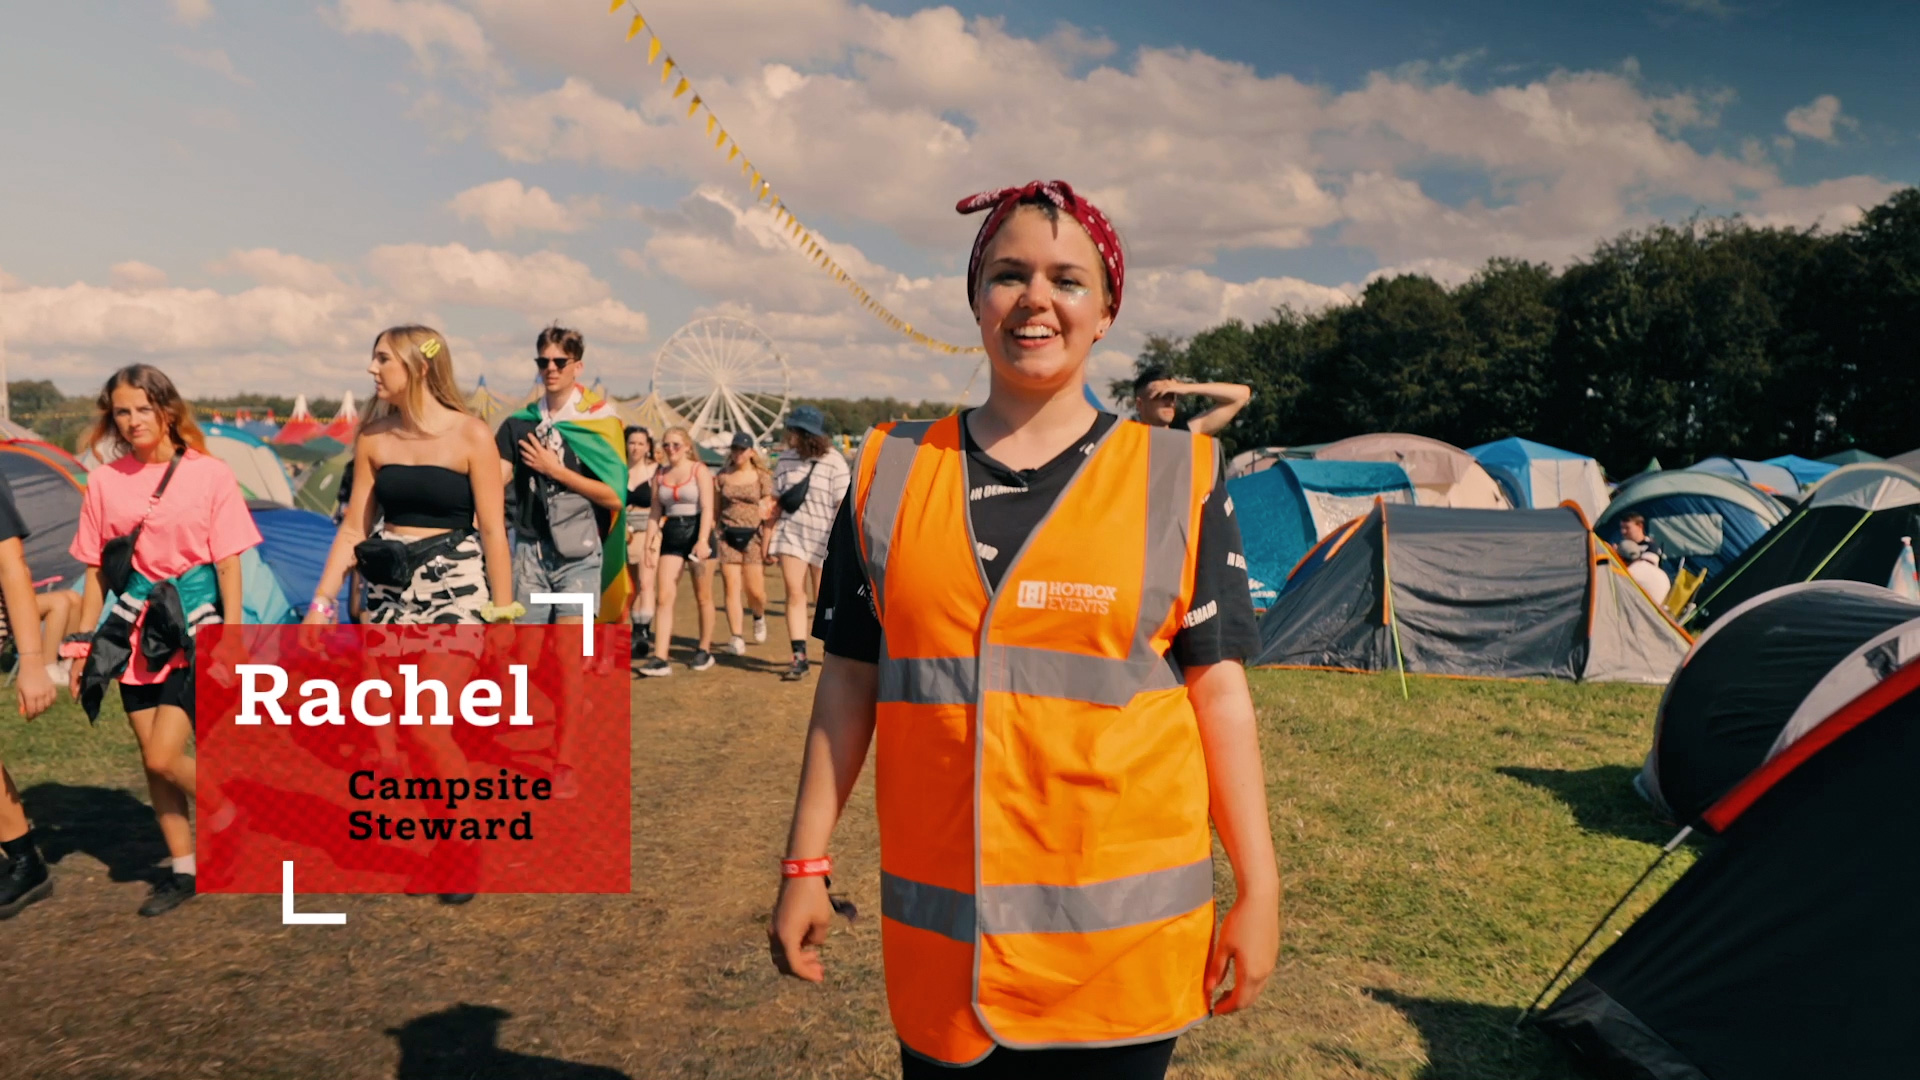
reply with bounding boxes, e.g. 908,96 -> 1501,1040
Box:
1114,187 -> 1919,478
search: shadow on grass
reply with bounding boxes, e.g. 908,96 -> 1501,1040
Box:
21,782 -> 169,883
1364,990 -> 1572,1080
389,1004 -> 631,1080
1497,764 -> 1673,845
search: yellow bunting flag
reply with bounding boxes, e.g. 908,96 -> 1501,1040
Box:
606,5 -> 981,356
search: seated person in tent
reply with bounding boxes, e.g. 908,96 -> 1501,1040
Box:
1132,365 -> 1252,436
1614,512 -> 1670,605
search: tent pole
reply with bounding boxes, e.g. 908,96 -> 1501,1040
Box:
1802,509 -> 1874,583
1682,510 -> 1805,628
1381,508 -> 1409,700
1514,825 -> 1693,1032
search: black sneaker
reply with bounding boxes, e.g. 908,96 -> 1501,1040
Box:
781,657 -> 810,682
138,872 -> 197,917
688,649 -> 716,672
0,843 -> 52,919
636,656 -> 672,678
438,893 -> 475,905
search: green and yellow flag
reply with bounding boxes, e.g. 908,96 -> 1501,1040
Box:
511,389 -> 630,623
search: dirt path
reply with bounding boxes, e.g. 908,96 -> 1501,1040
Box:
0,572 -> 898,1080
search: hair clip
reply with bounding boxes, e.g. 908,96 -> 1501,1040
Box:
421,338 -> 442,359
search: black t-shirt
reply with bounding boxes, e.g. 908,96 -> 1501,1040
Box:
495,416 -> 610,542
815,412 -> 1260,669
0,474 -> 27,544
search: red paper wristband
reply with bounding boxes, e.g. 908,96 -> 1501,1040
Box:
780,856 -> 832,878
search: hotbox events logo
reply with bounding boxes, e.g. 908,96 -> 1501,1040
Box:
1015,579 -> 1120,614
193,624 -> 630,896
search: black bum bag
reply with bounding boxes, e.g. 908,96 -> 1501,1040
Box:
354,529 -> 473,589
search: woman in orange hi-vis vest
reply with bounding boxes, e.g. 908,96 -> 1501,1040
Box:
769,181 -> 1281,1078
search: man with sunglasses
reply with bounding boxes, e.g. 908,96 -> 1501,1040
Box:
495,325 -> 626,625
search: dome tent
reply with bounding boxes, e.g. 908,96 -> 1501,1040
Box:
202,423 -> 296,506
1818,448 -> 1881,466
1763,453 -> 1836,490
1687,455 -> 1802,497
1537,584 -> 1920,1079
1594,470 -> 1786,583
1683,463 -> 1920,629
1227,460 -> 1415,608
0,441 -> 86,591
1640,581 -> 1920,824
1253,503 -> 1689,684
1469,437 -> 1610,519
294,447 -> 353,516
1314,433 -> 1510,509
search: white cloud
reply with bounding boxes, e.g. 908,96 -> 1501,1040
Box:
1743,175 -> 1903,231
172,46 -> 252,87
447,178 -> 597,238
365,243 -> 612,311
332,0 -> 494,75
1784,94 -> 1853,143
209,248 -> 349,294
109,261 -> 171,290
171,0 -> 214,26
2,242 -> 649,397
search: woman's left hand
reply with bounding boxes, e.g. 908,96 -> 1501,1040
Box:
205,625 -> 251,688
1205,887 -> 1280,1015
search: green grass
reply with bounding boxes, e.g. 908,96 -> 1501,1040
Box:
0,669 -> 1689,1079
1171,671 -> 1690,1078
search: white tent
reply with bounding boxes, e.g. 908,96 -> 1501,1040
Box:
1314,433 -> 1511,509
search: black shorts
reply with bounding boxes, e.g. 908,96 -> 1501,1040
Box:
901,1038 -> 1176,1079
660,516 -> 701,559
120,665 -> 195,719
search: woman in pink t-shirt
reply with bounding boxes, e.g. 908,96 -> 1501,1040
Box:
68,365 -> 259,917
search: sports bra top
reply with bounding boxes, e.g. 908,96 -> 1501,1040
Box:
657,466 -> 701,517
374,464 -> 475,530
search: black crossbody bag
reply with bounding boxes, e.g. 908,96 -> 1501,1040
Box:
101,454 -> 182,596
777,461 -> 819,514
354,528 -> 474,589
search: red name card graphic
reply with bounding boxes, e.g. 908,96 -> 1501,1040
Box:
194,624 -> 630,894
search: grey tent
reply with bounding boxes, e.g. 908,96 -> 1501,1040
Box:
1254,502 -> 1691,683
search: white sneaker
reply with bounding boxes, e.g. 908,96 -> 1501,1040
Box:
727,635 -> 747,656
753,616 -> 768,644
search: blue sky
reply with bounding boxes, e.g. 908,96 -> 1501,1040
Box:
1,0 -> 1910,405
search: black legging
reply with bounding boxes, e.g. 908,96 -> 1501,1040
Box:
900,1039 -> 1176,1079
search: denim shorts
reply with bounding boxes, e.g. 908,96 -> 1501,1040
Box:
513,534 -> 603,624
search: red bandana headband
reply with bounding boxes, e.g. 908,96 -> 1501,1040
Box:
957,180 -> 1124,319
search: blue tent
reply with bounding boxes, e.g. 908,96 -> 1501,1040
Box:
1687,456 -> 1801,498
1228,459 -> 1415,608
1469,438 -> 1610,519
1764,454 -> 1838,490
1595,471 -> 1787,582
249,504 -> 345,621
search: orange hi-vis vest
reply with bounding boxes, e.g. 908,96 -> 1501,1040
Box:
853,414 -> 1218,1065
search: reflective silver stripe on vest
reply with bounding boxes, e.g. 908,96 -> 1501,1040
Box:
878,646 -> 1180,706
859,421 -> 933,620
977,858 -> 1213,935
881,871 -> 976,944
884,861 -> 1211,939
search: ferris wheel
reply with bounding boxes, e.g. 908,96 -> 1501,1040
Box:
651,316 -> 792,448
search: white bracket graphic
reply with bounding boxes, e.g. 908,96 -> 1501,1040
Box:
282,861 -> 346,925
530,592 -> 597,655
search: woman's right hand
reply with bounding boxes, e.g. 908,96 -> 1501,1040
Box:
68,658 -> 85,700
299,608 -> 332,652
768,875 -> 836,982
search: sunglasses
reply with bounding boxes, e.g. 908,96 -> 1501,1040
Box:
534,355 -> 576,371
